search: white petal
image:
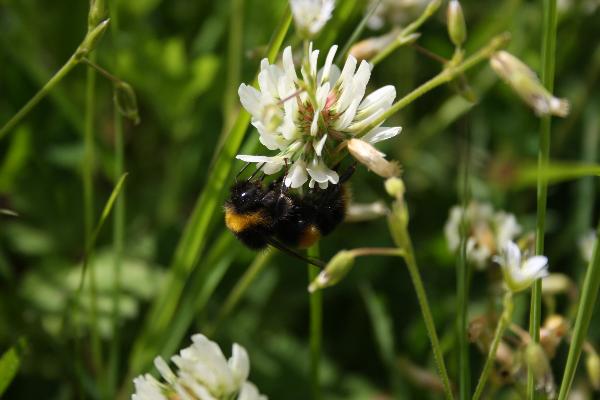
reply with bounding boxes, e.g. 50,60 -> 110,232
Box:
504,241 -> 522,270
238,84 -> 263,118
285,160 -> 309,188
238,382 -> 268,400
282,46 -> 298,82
522,256 -> 549,278
351,60 -> 372,104
313,134 -> 328,156
154,357 -> 176,385
228,343 -> 250,386
306,158 -> 339,184
357,85 -> 396,116
362,126 -> 402,144
320,45 -> 338,85
333,98 -> 360,130
236,155 -> 285,164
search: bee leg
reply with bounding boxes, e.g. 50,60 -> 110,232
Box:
338,162 -> 357,184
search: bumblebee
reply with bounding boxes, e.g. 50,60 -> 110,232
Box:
224,165 -> 354,267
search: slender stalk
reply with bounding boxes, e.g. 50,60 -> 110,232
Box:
557,219 -> 600,399
308,244 -> 322,400
208,250 -> 273,336
472,292 -> 514,400
388,206 -> 454,400
528,0 -> 558,397
335,0 -> 383,64
83,53 -> 103,377
457,122 -> 471,400
358,33 -> 510,139
0,55 -> 80,140
108,102 -> 125,397
223,0 -> 244,134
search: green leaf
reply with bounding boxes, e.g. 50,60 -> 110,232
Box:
0,339 -> 26,396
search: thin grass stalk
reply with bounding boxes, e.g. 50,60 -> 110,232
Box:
472,293 -> 514,400
557,218 -> 600,399
126,8 -> 292,377
208,249 -> 273,336
0,55 -> 80,140
223,0 -> 244,131
457,122 -> 471,400
528,0 -> 558,396
108,105 -> 124,397
335,0 -> 383,64
308,244 -> 323,400
83,54 -> 103,377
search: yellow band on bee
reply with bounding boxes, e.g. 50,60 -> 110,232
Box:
225,208 -> 267,233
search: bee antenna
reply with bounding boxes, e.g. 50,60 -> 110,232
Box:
235,162 -> 252,182
248,162 -> 266,181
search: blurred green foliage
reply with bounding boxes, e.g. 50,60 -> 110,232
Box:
1,0 -> 600,399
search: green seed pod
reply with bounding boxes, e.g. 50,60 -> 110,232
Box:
114,82 -> 141,125
308,250 -> 355,292
77,19 -> 110,59
447,0 -> 467,47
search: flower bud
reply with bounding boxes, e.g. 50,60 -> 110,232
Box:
490,51 -> 569,117
76,19 -> 110,59
586,352 -> 600,390
541,273 -> 573,296
385,177 -> 405,199
525,342 -> 555,396
350,29 -> 419,61
347,139 -> 401,179
114,82 -> 141,124
308,250 -> 355,292
290,0 -> 335,39
447,0 -> 467,47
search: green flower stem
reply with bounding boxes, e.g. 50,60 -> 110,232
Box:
529,0 -> 558,397
472,292 -> 514,400
0,55 -> 80,139
388,212 -> 454,400
83,52 -> 103,376
557,219 -> 600,399
370,0 -> 442,66
358,33 -> 510,139
0,19 -> 109,140
308,244 -> 322,400
457,133 -> 472,400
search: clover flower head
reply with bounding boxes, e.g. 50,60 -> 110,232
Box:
444,201 -> 521,269
290,0 -> 335,39
237,44 -> 402,189
131,334 -> 266,400
494,241 -> 549,293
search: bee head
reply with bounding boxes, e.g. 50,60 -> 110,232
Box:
227,180 -> 265,212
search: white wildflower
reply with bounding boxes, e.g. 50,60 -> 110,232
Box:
494,241 -> 549,293
237,44 -> 402,188
290,0 -> 335,39
131,334 -> 267,400
444,202 -> 521,269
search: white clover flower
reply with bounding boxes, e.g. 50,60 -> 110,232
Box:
367,0 -> 430,30
290,0 -> 335,39
237,44 -> 402,189
578,230 -> 596,263
494,241 -> 549,293
444,202 -> 521,269
131,334 -> 267,400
